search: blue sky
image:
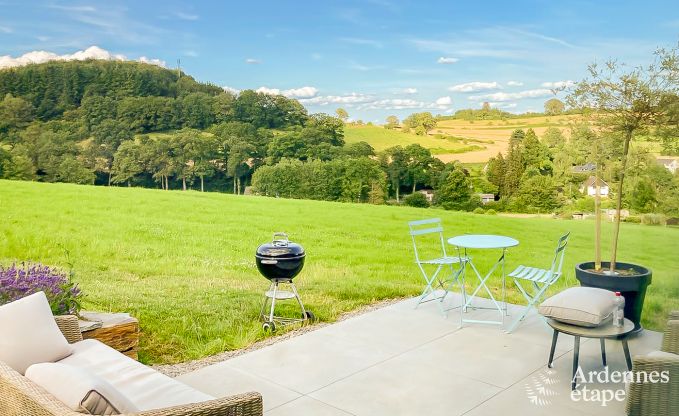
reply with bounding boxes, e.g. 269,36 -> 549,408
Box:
1,1 -> 678,122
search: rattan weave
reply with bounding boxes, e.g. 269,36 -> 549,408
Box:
0,315 -> 263,416
625,311 -> 679,416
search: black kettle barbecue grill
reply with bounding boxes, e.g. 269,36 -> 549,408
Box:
256,232 -> 314,332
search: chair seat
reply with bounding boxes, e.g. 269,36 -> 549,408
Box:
509,265 -> 558,283
418,256 -> 466,265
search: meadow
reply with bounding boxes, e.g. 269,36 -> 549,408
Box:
1,180 -> 678,364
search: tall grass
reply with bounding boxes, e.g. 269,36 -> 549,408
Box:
1,180 -> 677,363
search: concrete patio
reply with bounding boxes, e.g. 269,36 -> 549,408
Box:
177,293 -> 662,416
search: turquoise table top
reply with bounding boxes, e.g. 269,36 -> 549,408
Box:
447,234 -> 519,249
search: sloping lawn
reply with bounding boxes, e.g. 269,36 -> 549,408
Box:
1,180 -> 677,364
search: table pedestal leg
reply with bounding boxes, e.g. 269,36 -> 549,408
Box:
622,339 -> 632,371
548,329 -> 558,368
572,336 -> 580,391
600,338 -> 607,366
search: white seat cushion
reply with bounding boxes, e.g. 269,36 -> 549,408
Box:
538,287 -> 617,327
0,291 -> 73,374
59,339 -> 214,411
25,362 -> 139,414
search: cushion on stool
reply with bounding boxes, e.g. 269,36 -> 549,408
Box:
538,287 -> 616,327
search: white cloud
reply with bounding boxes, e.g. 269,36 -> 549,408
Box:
435,96 -> 452,105
469,88 -> 554,102
282,86 -> 318,98
223,86 -> 240,94
0,45 -> 166,69
139,56 -> 166,67
541,80 -> 575,89
256,86 -> 319,98
360,98 -> 427,110
256,86 -> 281,95
437,56 -> 459,64
245,58 -> 261,64
339,37 -> 383,48
173,11 -> 199,21
449,81 -> 501,92
0,25 -> 12,34
299,93 -> 375,106
506,81 -> 523,86
403,87 -> 418,94
488,102 -> 518,109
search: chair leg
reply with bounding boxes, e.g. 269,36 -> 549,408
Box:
506,280 -> 550,333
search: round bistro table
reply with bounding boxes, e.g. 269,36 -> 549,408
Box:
546,318 -> 635,390
447,235 -> 519,327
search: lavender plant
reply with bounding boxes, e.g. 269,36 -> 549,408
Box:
0,262 -> 82,315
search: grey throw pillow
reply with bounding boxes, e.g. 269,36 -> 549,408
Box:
538,287 -> 617,327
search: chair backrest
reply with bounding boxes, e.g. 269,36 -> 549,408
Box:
547,232 -> 570,281
408,218 -> 448,262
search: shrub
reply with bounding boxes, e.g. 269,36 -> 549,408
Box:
624,215 -> 641,223
485,209 -> 497,215
473,207 -> 485,214
404,192 -> 430,208
640,213 -> 666,226
0,262 -> 82,315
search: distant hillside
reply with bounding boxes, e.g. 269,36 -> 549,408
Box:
0,60 -> 223,120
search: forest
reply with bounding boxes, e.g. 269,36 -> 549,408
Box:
0,59 -> 677,219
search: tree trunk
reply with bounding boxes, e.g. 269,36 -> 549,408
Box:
107,171 -> 112,187
594,145 -> 601,271
412,181 -> 416,193
200,176 -> 204,192
182,176 -> 186,191
396,181 -> 400,202
609,130 -> 632,273
233,178 -> 237,195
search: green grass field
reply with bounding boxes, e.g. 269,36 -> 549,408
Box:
344,124 -> 475,152
1,180 -> 678,364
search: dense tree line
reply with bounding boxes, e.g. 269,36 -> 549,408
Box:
485,126 -> 679,216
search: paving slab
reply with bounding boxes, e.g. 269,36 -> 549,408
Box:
177,294 -> 663,416
176,363 -> 300,412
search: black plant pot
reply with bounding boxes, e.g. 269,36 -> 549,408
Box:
575,262 -> 652,334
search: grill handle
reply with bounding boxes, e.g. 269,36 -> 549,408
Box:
272,232 -> 289,247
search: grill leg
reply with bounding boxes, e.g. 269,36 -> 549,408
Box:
269,281 -> 279,323
260,281 -> 274,321
289,281 -> 307,316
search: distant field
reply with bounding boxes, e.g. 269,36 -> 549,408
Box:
432,114 -> 583,163
344,124 -> 476,153
344,115 -> 581,163
2,181 -> 678,364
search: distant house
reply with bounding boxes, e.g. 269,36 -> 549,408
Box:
418,189 -> 435,203
580,176 -> 609,197
572,162 -> 597,174
477,193 -> 495,205
657,158 -> 679,174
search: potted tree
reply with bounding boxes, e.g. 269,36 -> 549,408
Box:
567,45 -> 679,333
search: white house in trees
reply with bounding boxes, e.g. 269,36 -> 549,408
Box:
657,158 -> 679,174
580,176 -> 609,197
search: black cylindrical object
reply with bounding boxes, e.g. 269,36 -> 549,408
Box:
255,233 -> 305,281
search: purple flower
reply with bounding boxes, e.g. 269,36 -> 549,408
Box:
0,262 -> 83,315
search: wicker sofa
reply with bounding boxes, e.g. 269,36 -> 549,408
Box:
626,311 -> 679,416
0,315 -> 263,416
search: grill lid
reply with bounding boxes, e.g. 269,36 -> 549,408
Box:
256,232 -> 305,259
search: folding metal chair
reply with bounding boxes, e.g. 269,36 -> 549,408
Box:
506,232 -> 570,333
408,218 -> 467,315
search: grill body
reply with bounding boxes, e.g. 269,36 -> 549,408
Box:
256,233 -> 314,332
